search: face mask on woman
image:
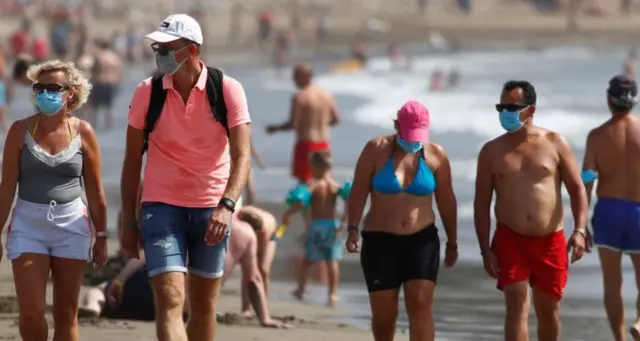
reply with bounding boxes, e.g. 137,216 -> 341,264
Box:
396,135 -> 423,153
35,91 -> 66,115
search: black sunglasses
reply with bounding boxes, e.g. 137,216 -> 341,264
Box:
32,83 -> 67,94
495,104 -> 529,113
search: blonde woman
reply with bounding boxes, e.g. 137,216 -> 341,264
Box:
0,60 -> 108,341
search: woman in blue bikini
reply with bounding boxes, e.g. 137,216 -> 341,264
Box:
345,100 -> 458,341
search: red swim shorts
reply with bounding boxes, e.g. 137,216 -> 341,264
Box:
491,223 -> 568,301
291,140 -> 330,182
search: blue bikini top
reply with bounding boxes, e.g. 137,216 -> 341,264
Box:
371,146 -> 436,196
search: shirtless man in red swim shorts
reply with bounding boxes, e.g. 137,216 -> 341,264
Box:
266,63 -> 340,184
474,80 -> 589,341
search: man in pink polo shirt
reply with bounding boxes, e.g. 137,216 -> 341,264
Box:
119,14 -> 252,341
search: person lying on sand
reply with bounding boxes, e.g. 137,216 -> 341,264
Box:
79,250 -> 160,321
80,198 -> 291,328
79,223 -> 291,328
223,205 -> 293,329
79,186 -> 163,320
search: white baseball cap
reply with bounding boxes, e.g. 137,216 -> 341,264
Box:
146,14 -> 203,45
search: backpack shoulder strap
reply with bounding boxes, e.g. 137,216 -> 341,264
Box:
143,74 -> 167,154
205,67 -> 229,135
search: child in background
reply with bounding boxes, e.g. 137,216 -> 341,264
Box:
281,151 -> 350,307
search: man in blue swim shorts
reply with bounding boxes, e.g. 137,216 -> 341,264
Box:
583,75 -> 640,341
281,151 -> 348,306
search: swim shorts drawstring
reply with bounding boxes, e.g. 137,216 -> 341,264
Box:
47,200 -> 57,222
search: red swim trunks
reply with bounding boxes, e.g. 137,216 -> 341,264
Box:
292,140 -> 330,182
492,223 -> 568,300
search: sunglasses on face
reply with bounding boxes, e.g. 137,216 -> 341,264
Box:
495,104 -> 528,112
32,83 -> 67,94
151,43 -> 190,56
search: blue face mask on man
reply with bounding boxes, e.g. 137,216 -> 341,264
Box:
499,110 -> 524,132
497,104 -> 529,133
35,90 -> 66,115
155,45 -> 189,75
396,135 -> 423,153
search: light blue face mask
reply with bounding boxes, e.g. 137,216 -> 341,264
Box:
499,110 -> 525,132
35,90 -> 66,115
396,135 -> 423,153
155,45 -> 189,75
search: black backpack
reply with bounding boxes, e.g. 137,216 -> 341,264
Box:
142,67 -> 229,154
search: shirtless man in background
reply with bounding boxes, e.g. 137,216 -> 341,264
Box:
87,39 -> 123,131
474,80 -> 588,341
583,75 -> 640,341
266,63 -> 340,184
625,48 -> 637,79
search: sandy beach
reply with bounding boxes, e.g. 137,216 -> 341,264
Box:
0,199 -> 613,340
0,222 -> 616,341
0,235 -> 398,341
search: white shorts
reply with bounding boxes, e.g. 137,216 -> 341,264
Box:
6,197 -> 92,261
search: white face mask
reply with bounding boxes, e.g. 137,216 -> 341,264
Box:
154,45 -> 189,75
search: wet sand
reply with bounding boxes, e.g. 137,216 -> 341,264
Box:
0,236 -> 385,341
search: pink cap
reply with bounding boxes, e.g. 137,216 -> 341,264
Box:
397,100 -> 430,142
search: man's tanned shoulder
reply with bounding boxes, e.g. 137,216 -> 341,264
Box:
478,137 -> 501,160
546,130 -> 567,145
586,121 -> 611,142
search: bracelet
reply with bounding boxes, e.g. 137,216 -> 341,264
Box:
347,225 -> 359,233
95,231 -> 110,239
574,228 -> 587,237
480,247 -> 490,255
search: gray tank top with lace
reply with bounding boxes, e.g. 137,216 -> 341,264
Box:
18,130 -> 83,205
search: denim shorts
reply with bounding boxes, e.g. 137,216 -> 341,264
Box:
140,202 -> 230,279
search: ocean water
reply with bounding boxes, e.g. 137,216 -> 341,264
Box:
7,46 -> 639,338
